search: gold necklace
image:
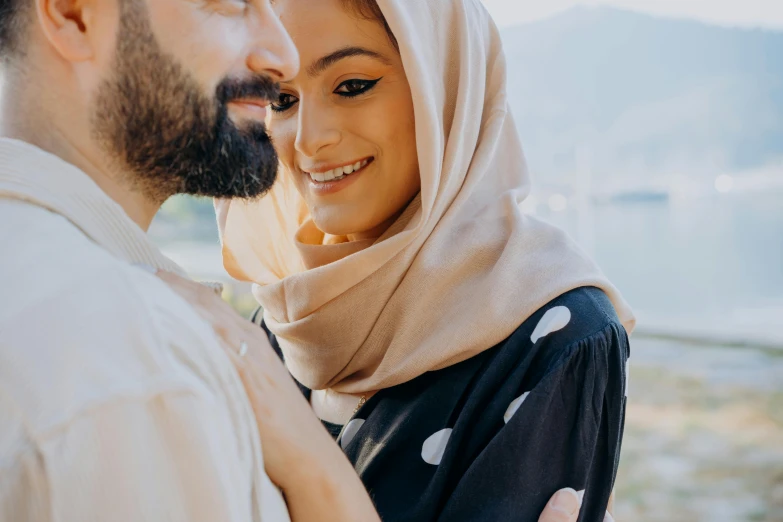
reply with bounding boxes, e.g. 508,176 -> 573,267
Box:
323,388 -> 367,417
352,395 -> 367,416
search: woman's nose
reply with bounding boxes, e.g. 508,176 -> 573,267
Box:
294,102 -> 342,157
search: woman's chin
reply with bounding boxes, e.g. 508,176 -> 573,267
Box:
311,216 -> 382,241
311,215 -> 365,239
310,203 -> 402,241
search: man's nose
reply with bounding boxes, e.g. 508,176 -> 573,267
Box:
246,3 -> 300,82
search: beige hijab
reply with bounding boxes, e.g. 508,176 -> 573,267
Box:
218,0 -> 635,394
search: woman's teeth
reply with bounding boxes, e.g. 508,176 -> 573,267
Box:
307,159 -> 369,183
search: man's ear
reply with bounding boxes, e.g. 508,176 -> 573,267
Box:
35,0 -> 98,62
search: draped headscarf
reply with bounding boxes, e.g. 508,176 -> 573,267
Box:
218,0 -> 635,394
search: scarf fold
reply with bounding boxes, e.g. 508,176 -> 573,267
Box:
219,0 -> 635,393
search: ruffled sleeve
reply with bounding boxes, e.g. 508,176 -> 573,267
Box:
437,322 -> 629,522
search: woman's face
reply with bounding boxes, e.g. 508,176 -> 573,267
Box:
270,0 -> 419,240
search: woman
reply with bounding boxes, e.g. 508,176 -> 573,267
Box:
165,0 -> 632,520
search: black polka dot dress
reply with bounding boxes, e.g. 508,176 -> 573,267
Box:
257,286 -> 630,522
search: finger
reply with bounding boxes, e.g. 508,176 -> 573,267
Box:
156,271 -> 239,329
156,270 -> 205,302
538,488 -> 580,522
156,270 -> 226,304
215,326 -> 248,356
219,326 -> 280,371
224,341 -> 248,368
155,269 -> 189,286
152,274 -> 266,380
607,490 -> 615,516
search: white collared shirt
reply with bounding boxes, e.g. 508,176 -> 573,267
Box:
0,139 -> 290,522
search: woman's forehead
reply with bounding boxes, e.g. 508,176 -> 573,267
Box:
276,0 -> 399,84
275,0 -> 393,55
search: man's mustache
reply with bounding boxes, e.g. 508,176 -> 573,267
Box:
217,75 -> 280,106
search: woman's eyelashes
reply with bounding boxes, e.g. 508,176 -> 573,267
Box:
270,93 -> 298,113
334,78 -> 382,98
269,78 -> 383,113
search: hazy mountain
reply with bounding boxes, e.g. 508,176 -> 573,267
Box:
500,7 -> 783,187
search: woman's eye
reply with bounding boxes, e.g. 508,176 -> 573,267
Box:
334,78 -> 382,98
270,93 -> 298,113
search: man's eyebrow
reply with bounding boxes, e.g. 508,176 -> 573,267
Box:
307,46 -> 391,77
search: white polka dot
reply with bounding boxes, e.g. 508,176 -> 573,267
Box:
421,428 -> 452,466
340,419 -> 365,450
531,306 -> 571,343
503,392 -> 530,424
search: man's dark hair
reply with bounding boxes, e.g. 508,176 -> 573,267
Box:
0,0 -> 28,58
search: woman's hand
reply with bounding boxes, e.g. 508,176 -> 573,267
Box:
155,271 -> 616,522
155,271 -> 381,522
538,489 -> 616,522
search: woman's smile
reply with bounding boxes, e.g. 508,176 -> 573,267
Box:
215,1 -> 636,521
301,157 -> 374,194
267,0 -> 418,238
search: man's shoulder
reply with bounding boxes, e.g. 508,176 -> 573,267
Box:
0,199 -> 122,289
0,199 -> 198,333
0,201 -> 223,436
1,198 -> 202,311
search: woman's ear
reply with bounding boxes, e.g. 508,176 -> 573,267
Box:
35,0 -> 99,62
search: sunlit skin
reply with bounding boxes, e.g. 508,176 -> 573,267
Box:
4,0 -> 298,229
142,0 -> 296,130
270,0 -> 419,241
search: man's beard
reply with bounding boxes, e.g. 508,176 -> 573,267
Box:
92,0 -> 280,202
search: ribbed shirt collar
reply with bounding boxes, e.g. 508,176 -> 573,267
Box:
0,138 -> 186,276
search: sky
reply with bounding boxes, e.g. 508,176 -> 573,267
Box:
481,0 -> 783,29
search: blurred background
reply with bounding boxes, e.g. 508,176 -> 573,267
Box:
150,1 -> 783,520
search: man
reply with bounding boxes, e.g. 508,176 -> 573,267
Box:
0,0 -> 594,520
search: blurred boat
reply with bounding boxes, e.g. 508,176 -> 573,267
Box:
592,189 -> 670,205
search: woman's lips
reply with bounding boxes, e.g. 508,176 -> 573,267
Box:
304,158 -> 372,183
302,158 -> 374,195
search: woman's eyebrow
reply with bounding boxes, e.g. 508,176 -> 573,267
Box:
307,46 -> 391,77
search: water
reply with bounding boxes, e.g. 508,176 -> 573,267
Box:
155,187 -> 783,339
538,187 -> 783,336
